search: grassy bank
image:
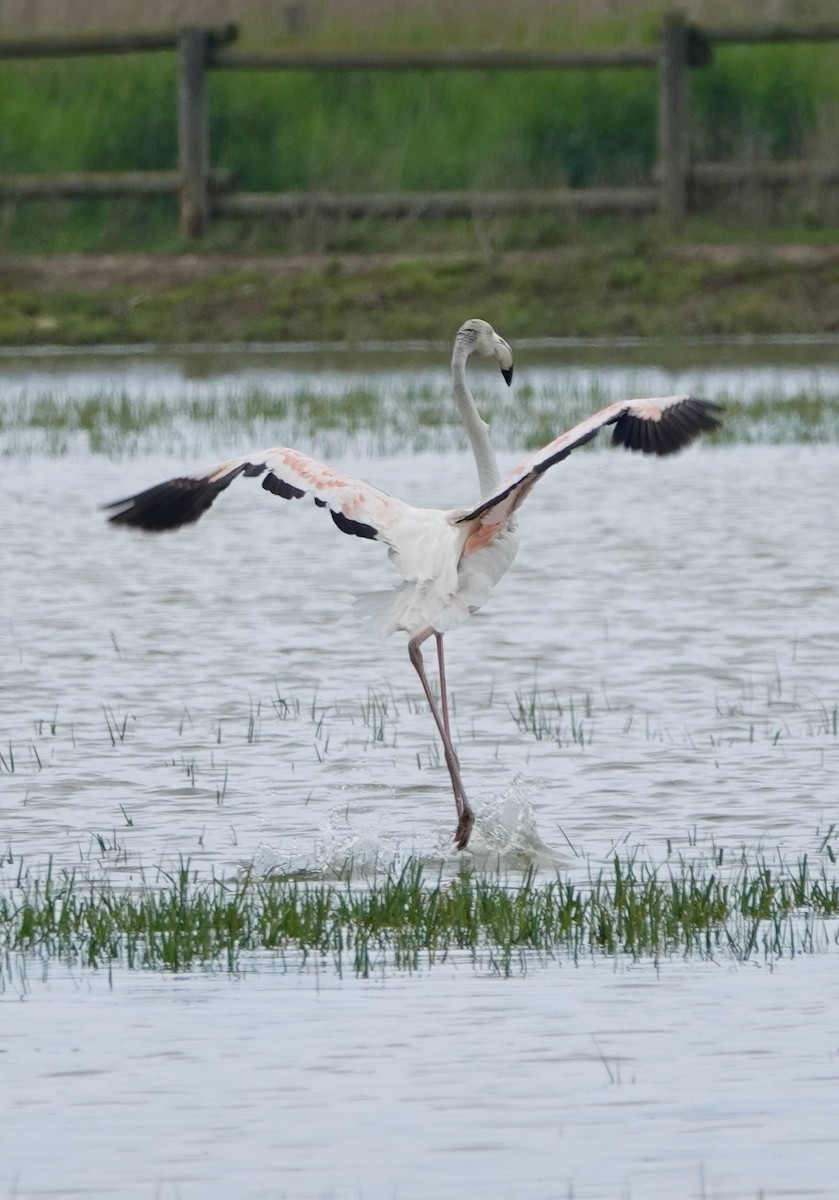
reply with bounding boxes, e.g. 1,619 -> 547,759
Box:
3,242 -> 839,345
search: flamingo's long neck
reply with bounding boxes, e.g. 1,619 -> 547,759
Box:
452,344 -> 500,498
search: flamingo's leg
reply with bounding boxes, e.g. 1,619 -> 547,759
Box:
408,628 -> 475,851
434,632 -> 456,755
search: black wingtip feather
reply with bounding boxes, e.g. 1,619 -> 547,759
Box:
262,471 -> 305,500
104,465 -> 249,532
612,397 -> 723,456
330,509 -> 379,540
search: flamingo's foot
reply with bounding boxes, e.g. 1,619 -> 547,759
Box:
454,806 -> 475,852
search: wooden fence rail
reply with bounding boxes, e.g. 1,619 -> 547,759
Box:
0,14 -> 837,238
210,48 -> 660,70
0,31 -> 187,57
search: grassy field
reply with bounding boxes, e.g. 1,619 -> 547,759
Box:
1,12 -> 838,255
1,4 -> 839,341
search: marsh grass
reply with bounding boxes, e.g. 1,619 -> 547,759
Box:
358,687 -> 398,745
2,851 -> 837,978
2,376 -> 838,459
507,672 -> 839,755
511,687 -> 592,747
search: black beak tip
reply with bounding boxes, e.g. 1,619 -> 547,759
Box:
501,366 -> 514,386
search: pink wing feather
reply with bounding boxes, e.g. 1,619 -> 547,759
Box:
457,394 -> 722,528
104,445 -> 409,545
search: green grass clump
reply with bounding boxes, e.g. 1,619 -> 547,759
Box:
2,853 -> 837,978
510,687 -> 592,746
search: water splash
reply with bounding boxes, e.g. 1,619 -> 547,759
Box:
249,777 -> 567,881
463,776 -> 566,870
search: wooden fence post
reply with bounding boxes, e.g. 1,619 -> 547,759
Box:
177,27 -> 210,237
658,11 -> 689,231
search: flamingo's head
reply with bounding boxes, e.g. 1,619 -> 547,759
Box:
455,318 -> 514,386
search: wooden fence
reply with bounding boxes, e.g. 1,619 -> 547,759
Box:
1,14 -> 838,237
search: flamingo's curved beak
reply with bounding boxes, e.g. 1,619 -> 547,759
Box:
493,333 -> 514,386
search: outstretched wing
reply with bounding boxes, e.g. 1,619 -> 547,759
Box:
104,446 -> 409,546
457,394 -> 722,528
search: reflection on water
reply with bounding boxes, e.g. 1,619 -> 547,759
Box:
1,344 -> 839,1200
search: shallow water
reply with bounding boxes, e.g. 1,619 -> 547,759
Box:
3,953 -> 838,1200
3,446 -> 837,878
2,343 -> 839,1198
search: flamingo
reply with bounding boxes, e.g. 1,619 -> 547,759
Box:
105,319 -> 722,851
